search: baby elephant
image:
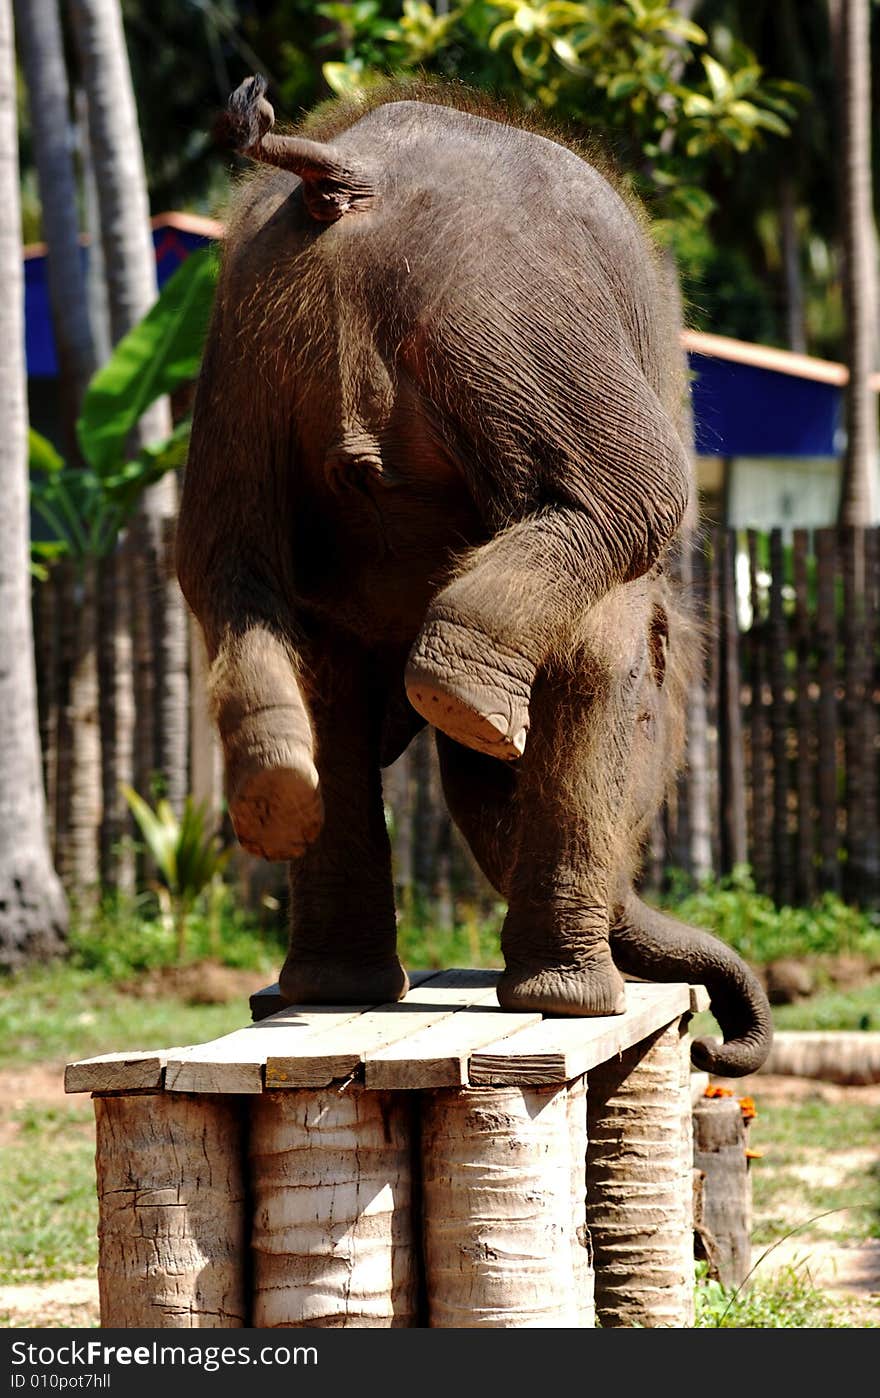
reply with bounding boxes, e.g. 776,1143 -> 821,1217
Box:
177,76 -> 772,1076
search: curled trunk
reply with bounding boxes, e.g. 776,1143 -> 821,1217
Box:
612,892 -> 773,1077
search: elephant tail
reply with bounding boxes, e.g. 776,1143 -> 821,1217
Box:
611,892 -> 773,1078
214,75 -> 374,222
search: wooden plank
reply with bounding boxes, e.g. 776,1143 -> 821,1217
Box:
65,1050 -> 175,1094
792,528 -> 816,904
165,970 -> 440,1094
265,968 -> 502,1088
469,982 -> 691,1085
689,984 -> 711,1014
815,528 -> 840,892
364,1000 -> 543,1089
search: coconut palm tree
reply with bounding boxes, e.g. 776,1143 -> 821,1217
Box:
16,0 -> 105,902
0,0 -> 68,968
830,0 -> 879,526
69,0 -> 189,817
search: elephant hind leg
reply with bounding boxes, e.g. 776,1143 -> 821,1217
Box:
435,732 -> 518,898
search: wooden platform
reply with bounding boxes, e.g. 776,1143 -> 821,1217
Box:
66,969 -> 710,1329
66,969 -> 709,1096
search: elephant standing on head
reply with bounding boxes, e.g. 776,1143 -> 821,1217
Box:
177,76 -> 772,1076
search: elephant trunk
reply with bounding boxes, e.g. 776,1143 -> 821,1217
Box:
611,892 -> 773,1078
214,75 -> 374,221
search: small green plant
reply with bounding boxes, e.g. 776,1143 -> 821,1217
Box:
660,866 -> 880,966
693,1259 -> 851,1328
120,787 -> 232,960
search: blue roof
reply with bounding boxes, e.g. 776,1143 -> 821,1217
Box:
25,222 -> 846,459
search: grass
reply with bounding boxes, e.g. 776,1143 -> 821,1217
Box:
694,1261 -> 869,1328
0,1101 -> 97,1285
747,1095 -> 880,1248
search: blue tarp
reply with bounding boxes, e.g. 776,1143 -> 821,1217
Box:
688,351 -> 843,459
25,225 -> 211,380
25,228 -> 844,459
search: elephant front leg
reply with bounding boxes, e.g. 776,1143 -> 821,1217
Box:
497,609 -> 650,1017
279,640 -> 407,1006
209,623 -> 323,862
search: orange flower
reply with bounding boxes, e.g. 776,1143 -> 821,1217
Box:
738,1096 -> 757,1121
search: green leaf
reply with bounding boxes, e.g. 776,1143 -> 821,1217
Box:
607,72 -> 640,100
77,248 -> 218,479
703,55 -> 732,104
29,429 -> 64,476
750,108 -> 792,137
649,14 -> 706,45
550,35 -> 590,75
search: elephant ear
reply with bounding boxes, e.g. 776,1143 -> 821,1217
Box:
214,75 -> 374,223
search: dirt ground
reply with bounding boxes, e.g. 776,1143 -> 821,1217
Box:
1,1065 -> 878,1329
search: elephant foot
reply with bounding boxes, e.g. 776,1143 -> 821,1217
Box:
279,953 -> 409,1006
405,613 -> 533,761
497,955 -> 627,1017
225,727 -> 323,862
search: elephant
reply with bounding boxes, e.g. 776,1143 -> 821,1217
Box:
176,75 -> 773,1077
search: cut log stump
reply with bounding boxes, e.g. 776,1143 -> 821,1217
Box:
67,970 -> 709,1328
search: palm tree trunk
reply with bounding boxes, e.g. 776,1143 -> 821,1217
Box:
779,176 -> 807,355
97,543 -> 135,893
16,0 -> 106,906
70,0 -> 189,816
831,0 -> 879,527
13,0 -> 96,457
0,0 -> 68,968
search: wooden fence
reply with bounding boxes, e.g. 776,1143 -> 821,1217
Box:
33,526 -> 880,913
650,524 -> 880,907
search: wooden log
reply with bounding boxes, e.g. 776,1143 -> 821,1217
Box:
692,1096 -> 751,1288
421,1080 -> 591,1327
567,1074 -> 595,1327
249,1086 -> 417,1327
586,1018 -> 694,1328
94,1093 -> 246,1328
758,1030 -> 880,1084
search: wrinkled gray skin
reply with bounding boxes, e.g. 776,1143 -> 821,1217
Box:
177,77 -> 772,1076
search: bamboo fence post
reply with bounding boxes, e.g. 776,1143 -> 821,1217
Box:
421,1081 -> 591,1327
249,1086 -> 418,1328
746,529 -> 770,891
815,527 -> 841,893
94,1092 -> 247,1327
717,528 -> 747,872
585,1018 -> 694,1328
792,528 -> 816,904
768,529 -> 793,906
